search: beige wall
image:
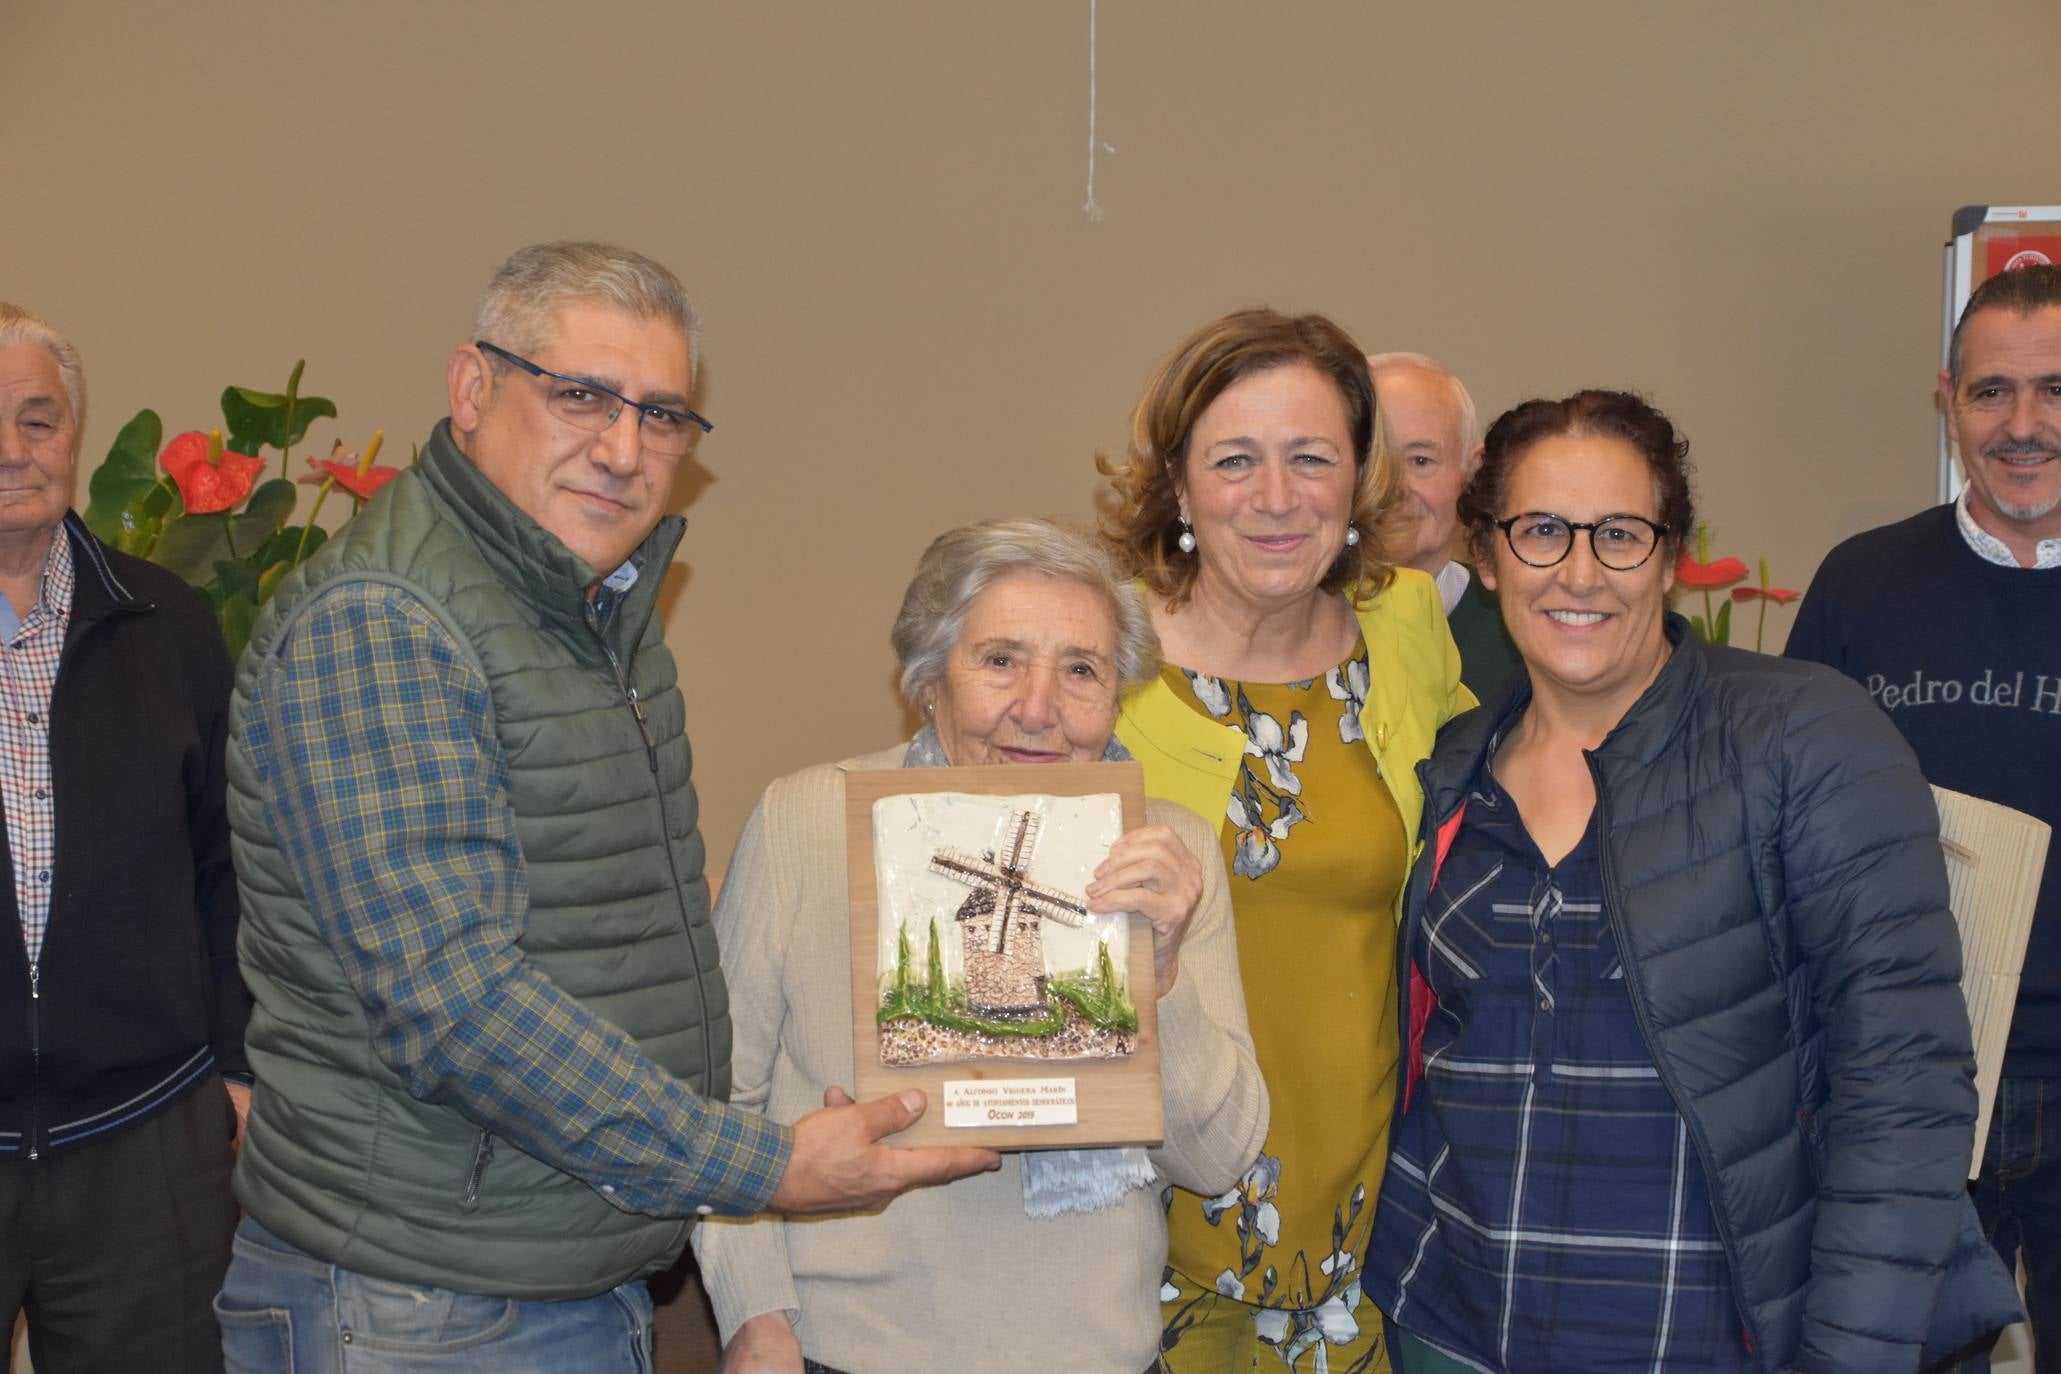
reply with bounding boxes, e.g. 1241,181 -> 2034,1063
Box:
3,1 -> 2058,880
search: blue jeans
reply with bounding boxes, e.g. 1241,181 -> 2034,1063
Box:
213,1217 -> 654,1373
1967,1076 -> 2060,1374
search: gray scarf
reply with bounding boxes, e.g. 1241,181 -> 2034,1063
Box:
899,722 -> 1157,1218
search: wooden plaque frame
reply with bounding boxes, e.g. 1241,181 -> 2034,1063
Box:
1932,784 -> 2052,1179
845,762 -> 1164,1151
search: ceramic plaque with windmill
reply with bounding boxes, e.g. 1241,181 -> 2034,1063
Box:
932,808 -> 1096,1016
845,762 -> 1162,1150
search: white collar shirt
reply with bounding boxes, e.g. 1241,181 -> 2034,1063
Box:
1955,489 -> 2061,570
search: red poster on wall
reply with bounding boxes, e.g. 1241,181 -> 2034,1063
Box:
1984,235 -> 2061,282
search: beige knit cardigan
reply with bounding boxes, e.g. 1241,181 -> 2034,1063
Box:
692,744 -> 1269,1374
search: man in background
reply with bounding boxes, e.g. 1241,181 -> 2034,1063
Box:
1787,262 -> 2061,1372
217,242 -> 997,1370
1368,351 -> 1519,700
0,304 -> 245,1373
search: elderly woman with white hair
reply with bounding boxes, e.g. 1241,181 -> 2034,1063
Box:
693,517 -> 1268,1374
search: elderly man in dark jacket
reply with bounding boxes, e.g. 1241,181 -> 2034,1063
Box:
0,304 -> 246,1373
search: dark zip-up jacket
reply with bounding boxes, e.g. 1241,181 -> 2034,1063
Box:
0,515 -> 244,1159
1377,616 -> 2020,1372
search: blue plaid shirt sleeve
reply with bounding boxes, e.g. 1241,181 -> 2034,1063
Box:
247,582 -> 792,1218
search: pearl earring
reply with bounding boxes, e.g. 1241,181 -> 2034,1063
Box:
1177,520 -> 1197,554
1344,523 -> 1361,547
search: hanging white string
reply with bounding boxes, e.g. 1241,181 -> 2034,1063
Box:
1082,0 -> 1105,222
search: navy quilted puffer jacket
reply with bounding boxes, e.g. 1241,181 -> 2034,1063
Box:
1396,617 -> 2020,1372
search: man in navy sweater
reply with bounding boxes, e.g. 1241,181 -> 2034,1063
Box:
1787,262 -> 2061,1373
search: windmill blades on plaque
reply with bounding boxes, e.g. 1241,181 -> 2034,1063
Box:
1003,811 -> 1042,872
930,849 -> 991,884
988,891 -> 1017,954
1021,880 -> 1090,928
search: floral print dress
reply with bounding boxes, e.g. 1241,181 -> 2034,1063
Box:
1158,639 -> 1408,1373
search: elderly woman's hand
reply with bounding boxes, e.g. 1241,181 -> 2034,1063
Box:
1086,824 -> 1203,997
721,1314 -> 804,1373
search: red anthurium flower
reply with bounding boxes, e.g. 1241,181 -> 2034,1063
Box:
305,431 -> 395,501
298,453 -> 341,485
160,430 -> 265,515
314,456 -> 400,501
1731,585 -> 1800,604
1674,551 -> 1748,590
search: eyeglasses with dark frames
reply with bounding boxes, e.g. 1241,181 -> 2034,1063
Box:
1493,512 -> 1669,571
475,340 -> 712,456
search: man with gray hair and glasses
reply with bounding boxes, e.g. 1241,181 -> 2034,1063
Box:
216,241 -> 999,1371
0,305 -> 246,1373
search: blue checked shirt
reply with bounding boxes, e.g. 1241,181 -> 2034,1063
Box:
241,581 -> 792,1218
1367,768 -> 1744,1372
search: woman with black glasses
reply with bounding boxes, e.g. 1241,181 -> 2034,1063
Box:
1360,390 -> 2019,1373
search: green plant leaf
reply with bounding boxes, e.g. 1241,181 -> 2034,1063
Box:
1690,613 -> 1709,641
1713,599 -> 1733,646
285,523 -> 328,571
220,372 -> 336,455
155,480 -> 299,584
255,522 -> 326,577
220,594 -> 259,663
107,479 -> 180,559
82,409 -> 164,545
213,559 -> 261,606
153,514 -> 231,585
109,524 -> 157,558
257,557 -> 296,602
254,527 -> 303,570
237,479 -> 299,539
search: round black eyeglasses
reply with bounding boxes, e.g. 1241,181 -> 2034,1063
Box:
1493,513 -> 1669,571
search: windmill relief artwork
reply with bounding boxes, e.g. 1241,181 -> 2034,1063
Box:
872,791 -> 1137,1066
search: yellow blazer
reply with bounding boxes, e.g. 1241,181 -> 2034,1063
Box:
1114,568 -> 1475,913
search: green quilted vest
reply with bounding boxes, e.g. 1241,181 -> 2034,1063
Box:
227,421 -> 727,1298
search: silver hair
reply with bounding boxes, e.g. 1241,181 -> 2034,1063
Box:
473,241 -> 702,371
0,304 -> 85,445
892,517 -> 1161,707
1367,351 -> 1480,457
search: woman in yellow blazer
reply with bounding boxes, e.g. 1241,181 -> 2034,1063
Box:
1100,308 -> 1472,1373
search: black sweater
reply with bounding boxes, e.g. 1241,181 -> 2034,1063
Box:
0,515 -> 246,1158
1786,503 -> 2061,1076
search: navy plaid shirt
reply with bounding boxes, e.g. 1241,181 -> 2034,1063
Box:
1367,770 -> 1744,1372
241,582 -> 792,1219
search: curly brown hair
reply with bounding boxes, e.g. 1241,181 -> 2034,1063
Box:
1459,389 -> 1696,569
1097,308 -> 1406,608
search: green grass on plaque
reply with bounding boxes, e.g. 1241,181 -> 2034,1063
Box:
877,921 -> 1137,1036
1046,939 -> 1137,1032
